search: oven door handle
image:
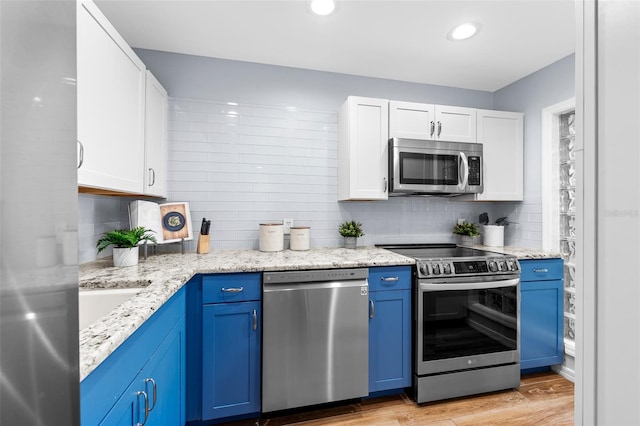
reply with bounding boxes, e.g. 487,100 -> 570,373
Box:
419,278 -> 519,292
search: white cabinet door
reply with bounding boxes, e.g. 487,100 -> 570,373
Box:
338,97 -> 389,201
389,101 -> 435,139
389,101 -> 476,143
435,105 -> 477,143
144,71 -> 168,198
77,0 -> 146,194
474,110 -> 524,201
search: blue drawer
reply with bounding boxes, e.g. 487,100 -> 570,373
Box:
519,258 -> 563,282
368,266 -> 412,292
202,273 -> 261,304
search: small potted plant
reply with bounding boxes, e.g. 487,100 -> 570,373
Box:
96,227 -> 157,267
453,221 -> 480,246
339,220 -> 364,249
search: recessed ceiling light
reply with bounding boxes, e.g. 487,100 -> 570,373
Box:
310,0 -> 336,16
448,22 -> 480,41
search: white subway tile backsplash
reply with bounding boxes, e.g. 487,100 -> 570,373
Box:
77,97 -> 539,260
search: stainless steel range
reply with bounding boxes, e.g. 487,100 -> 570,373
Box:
379,244 -> 520,404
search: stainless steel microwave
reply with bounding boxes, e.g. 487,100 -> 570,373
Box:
389,137 -> 483,196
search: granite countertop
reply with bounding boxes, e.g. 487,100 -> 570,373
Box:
467,245 -> 563,259
79,246 -> 415,381
78,244 -> 560,381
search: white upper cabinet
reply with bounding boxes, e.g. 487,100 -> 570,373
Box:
435,105 -> 477,143
472,110 -> 524,201
338,97 -> 389,201
77,0 -> 146,194
143,71 -> 168,198
388,101 -> 435,139
389,101 -> 476,143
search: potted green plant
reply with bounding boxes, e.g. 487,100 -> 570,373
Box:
453,221 -> 480,246
96,227 -> 157,267
339,220 -> 364,249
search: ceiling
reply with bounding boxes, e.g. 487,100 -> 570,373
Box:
95,0 -> 576,92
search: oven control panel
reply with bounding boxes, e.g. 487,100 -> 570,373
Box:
416,257 -> 519,278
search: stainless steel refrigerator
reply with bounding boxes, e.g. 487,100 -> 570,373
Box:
0,1 -> 79,424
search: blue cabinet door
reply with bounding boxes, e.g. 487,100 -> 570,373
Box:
368,266 -> 412,394
202,301 -> 261,420
368,289 -> 412,393
146,317 -> 185,425
99,317 -> 185,426
520,279 -> 564,369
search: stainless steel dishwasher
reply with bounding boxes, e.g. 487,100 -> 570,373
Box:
262,268 -> 369,413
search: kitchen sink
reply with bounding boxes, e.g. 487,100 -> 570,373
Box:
78,288 -> 141,330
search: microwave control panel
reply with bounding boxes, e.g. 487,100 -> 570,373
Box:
468,156 -> 481,186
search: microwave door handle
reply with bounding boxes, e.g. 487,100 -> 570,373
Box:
458,152 -> 469,190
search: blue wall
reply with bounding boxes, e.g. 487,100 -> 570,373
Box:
489,54 -> 575,247
135,49 -> 494,111
79,51 -> 575,261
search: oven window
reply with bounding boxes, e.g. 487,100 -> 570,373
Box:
422,288 -> 517,362
399,152 -> 458,185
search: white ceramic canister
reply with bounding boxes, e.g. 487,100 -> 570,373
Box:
290,226 -> 311,251
259,223 -> 284,252
482,225 -> 505,247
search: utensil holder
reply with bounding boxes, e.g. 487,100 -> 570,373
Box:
482,225 -> 504,247
197,234 -> 210,254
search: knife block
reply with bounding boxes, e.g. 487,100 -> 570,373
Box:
196,233 -> 210,254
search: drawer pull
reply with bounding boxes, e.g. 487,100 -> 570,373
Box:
369,300 -> 375,319
381,276 -> 399,282
221,287 -> 244,293
532,268 -> 549,273
253,309 -> 257,331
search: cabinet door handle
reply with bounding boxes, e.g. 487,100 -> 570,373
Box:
221,287 -> 244,293
77,140 -> 84,169
533,268 -> 549,273
383,177 -> 388,193
430,121 -> 435,137
148,168 -> 156,187
145,378 -> 157,412
381,276 -> 399,282
136,391 -> 150,426
437,121 -> 442,137
252,309 -> 257,331
369,300 -> 375,319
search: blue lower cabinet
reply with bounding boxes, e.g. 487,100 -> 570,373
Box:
368,266 -> 412,394
519,259 -> 564,370
202,301 -> 261,420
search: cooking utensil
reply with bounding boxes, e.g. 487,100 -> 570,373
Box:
200,218 -> 207,235
479,212 -> 489,225
495,217 -> 509,226
204,220 -> 211,235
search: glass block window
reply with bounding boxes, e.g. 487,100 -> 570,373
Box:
559,111 -> 576,345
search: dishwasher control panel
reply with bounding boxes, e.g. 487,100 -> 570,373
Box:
263,268 -> 369,284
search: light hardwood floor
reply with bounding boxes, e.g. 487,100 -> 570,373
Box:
222,372 -> 574,426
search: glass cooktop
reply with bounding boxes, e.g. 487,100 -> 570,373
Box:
376,244 -> 504,260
